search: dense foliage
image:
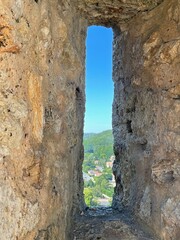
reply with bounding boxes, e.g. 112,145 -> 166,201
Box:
84,130 -> 113,159
83,130 -> 114,207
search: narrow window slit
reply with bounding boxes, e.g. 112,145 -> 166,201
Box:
83,26 -> 115,208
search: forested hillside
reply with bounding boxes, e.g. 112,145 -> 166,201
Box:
83,130 -> 115,207
84,130 -> 113,158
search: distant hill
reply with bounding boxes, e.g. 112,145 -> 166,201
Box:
83,133 -> 96,140
83,130 -> 113,159
83,130 -> 114,207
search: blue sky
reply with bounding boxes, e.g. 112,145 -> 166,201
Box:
84,26 -> 113,133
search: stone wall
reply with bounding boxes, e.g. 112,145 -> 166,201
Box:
0,0 -> 86,239
112,0 -> 180,239
0,0 -> 179,239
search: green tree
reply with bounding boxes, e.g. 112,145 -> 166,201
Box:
83,130 -> 114,206
84,188 -> 93,206
84,179 -> 95,188
84,188 -> 98,207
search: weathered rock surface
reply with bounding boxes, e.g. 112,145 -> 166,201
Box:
73,208 -> 158,240
0,0 -> 179,239
0,0 -> 86,239
78,0 -> 164,26
112,0 -> 180,239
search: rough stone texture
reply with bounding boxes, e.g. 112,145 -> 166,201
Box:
0,0 -> 179,239
78,0 -> 164,26
0,0 -> 86,239
73,208 -> 158,240
112,0 -> 180,239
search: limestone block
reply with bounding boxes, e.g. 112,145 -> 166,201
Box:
151,159 -> 179,185
27,73 -> 44,143
161,198 -> 180,240
139,186 -> 151,222
0,181 -> 40,239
